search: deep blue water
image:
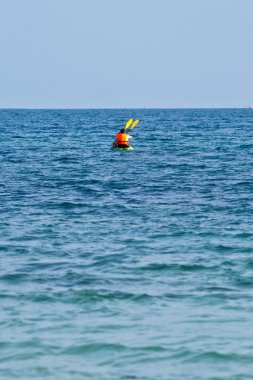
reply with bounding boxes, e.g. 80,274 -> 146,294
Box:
1,108 -> 253,379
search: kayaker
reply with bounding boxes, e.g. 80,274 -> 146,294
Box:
114,128 -> 132,148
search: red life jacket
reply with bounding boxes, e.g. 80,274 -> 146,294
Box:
116,133 -> 129,146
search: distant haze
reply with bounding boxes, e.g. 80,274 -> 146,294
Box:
0,0 -> 252,108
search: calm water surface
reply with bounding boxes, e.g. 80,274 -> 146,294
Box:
1,109 -> 253,379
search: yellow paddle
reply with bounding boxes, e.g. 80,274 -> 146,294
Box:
125,118 -> 133,130
129,119 -> 139,132
124,119 -> 140,149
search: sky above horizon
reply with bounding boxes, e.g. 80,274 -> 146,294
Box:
0,0 -> 252,108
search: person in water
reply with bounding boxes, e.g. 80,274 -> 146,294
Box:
115,128 -> 132,148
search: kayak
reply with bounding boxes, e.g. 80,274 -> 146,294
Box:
114,145 -> 133,151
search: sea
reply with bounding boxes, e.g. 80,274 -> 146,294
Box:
1,108 -> 253,380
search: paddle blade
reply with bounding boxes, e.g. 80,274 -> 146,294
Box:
130,119 -> 139,130
125,119 -> 133,129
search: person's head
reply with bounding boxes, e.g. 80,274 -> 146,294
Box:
120,128 -> 126,133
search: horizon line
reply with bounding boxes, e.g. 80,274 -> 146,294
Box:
0,106 -> 251,111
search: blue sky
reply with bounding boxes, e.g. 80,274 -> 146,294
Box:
0,0 -> 252,108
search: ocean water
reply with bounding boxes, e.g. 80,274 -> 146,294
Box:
0,108 -> 253,380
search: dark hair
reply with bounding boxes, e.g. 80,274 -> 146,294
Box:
120,128 -> 126,133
